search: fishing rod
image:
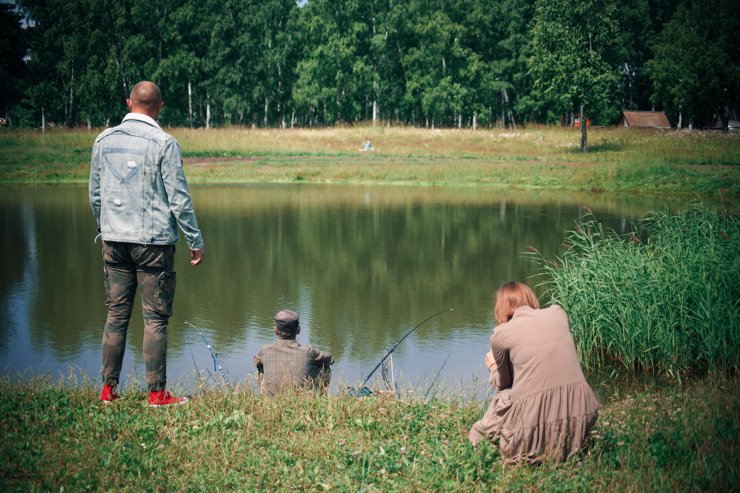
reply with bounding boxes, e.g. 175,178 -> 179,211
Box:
353,308 -> 453,394
185,321 -> 231,389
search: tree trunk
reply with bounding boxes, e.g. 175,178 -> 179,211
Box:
188,80 -> 193,128
206,99 -> 211,130
372,99 -> 378,127
502,88 -> 516,129
41,105 -> 45,132
580,103 -> 588,153
68,66 -> 75,127
473,111 -> 477,131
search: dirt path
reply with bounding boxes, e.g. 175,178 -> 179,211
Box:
184,156 -> 258,166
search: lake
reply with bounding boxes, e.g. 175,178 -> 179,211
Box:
0,184 -> 684,398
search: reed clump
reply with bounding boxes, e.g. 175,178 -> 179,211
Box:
538,205 -> 739,377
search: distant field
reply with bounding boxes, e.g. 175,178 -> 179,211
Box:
0,126 -> 738,197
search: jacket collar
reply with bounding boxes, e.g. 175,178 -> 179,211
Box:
122,112 -> 161,129
275,338 -> 299,346
512,305 -> 536,318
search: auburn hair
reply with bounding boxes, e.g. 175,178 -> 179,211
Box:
494,281 -> 540,324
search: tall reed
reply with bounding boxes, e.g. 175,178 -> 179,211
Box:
536,205 -> 739,377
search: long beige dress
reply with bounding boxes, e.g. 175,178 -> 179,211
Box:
469,305 -> 598,463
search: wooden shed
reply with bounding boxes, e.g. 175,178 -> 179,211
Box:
617,111 -> 671,129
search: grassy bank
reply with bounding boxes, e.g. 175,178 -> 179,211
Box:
538,205 -> 740,377
0,375 -> 737,492
0,126 -> 738,197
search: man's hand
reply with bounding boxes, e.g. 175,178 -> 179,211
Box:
190,247 -> 205,266
484,350 -> 497,371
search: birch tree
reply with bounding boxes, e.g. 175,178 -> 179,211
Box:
528,0 -> 620,151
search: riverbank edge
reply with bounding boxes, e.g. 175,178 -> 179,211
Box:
0,374 -> 737,492
0,158 -> 736,197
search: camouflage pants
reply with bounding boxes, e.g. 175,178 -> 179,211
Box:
101,241 -> 176,392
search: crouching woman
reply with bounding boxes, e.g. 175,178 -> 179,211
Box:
469,282 -> 598,463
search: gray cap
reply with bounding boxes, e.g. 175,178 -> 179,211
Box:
275,309 -> 299,334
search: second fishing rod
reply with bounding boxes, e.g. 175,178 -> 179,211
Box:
351,307 -> 453,396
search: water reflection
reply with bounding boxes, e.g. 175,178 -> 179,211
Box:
0,184 -> 685,397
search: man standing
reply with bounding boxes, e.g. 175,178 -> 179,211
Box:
89,81 -> 205,406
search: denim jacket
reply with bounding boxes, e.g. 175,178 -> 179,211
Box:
89,113 -> 204,250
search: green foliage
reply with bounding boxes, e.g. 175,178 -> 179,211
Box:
646,0 -> 740,128
538,205 -> 740,376
13,0 -> 730,129
0,4 -> 26,121
528,0 -> 622,125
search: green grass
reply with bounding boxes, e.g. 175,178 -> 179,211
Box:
536,205 -> 740,377
0,126 -> 737,197
0,374 -> 737,492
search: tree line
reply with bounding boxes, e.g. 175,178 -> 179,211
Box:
1,0 -> 737,131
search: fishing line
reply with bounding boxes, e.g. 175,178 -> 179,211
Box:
424,350 -> 452,402
186,334 -> 204,389
185,321 -> 231,389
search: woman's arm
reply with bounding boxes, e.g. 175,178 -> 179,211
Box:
492,338 -> 513,391
485,351 -> 499,387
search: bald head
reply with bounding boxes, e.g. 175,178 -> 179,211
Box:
127,81 -> 163,119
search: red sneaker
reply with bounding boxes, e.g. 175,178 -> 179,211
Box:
99,384 -> 117,403
148,389 -> 188,407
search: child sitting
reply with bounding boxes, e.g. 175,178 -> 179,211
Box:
253,309 -> 334,396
